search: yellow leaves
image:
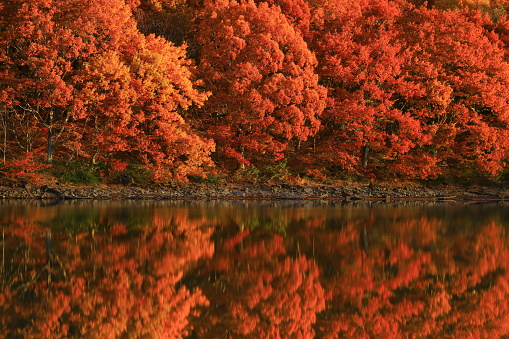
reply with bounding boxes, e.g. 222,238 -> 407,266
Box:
434,0 -> 498,10
81,52 -> 131,108
88,51 -> 131,83
64,9 -> 213,181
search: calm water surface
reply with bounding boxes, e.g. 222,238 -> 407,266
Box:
1,200 -> 509,338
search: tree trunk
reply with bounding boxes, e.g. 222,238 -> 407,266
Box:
361,144 -> 369,168
47,129 -> 54,163
1,115 -> 6,164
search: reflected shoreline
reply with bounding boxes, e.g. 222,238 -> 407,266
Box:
2,197 -> 509,210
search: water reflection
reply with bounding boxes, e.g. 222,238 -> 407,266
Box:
194,233 -> 325,338
1,200 -> 509,338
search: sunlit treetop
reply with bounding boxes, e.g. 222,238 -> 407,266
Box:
194,0 -> 326,166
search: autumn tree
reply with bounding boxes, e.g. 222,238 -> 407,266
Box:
307,0 -> 509,179
307,0 -> 437,179
255,0 -> 313,40
77,33 -> 214,181
0,0 -> 80,163
0,0 -> 213,181
194,0 -> 326,168
398,7 -> 509,177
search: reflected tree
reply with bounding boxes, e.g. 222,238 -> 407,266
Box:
0,211 -> 214,338
304,216 -> 509,338
193,233 -> 326,338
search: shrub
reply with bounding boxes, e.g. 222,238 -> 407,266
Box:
51,160 -> 100,184
236,159 -> 290,183
0,148 -> 49,184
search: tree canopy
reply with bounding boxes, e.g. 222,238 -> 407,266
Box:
3,0 -> 509,182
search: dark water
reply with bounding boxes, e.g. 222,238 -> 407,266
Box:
1,199 -> 509,338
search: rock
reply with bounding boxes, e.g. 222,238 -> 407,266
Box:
303,187 -> 314,195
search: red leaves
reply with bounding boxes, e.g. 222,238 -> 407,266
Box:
0,147 -> 49,183
194,0 -> 326,167
305,0 -> 509,179
311,0 -> 437,178
0,0 -> 213,181
74,12 -> 215,181
4,0 -> 509,180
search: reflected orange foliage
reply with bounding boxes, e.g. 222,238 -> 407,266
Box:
3,202 -> 509,338
194,233 -> 326,338
307,217 -> 509,338
0,214 -> 213,338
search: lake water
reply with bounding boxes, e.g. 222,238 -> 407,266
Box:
1,199 -> 509,338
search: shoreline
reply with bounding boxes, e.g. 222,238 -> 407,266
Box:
1,182 -> 509,201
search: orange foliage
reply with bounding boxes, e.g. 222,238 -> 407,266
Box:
0,148 -> 49,184
194,0 -> 326,167
400,7 -> 509,176
0,0 -> 213,181
310,0 -> 437,178
307,0 -> 509,178
4,0 -> 509,180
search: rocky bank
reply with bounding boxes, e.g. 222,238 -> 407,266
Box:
1,182 -> 509,201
